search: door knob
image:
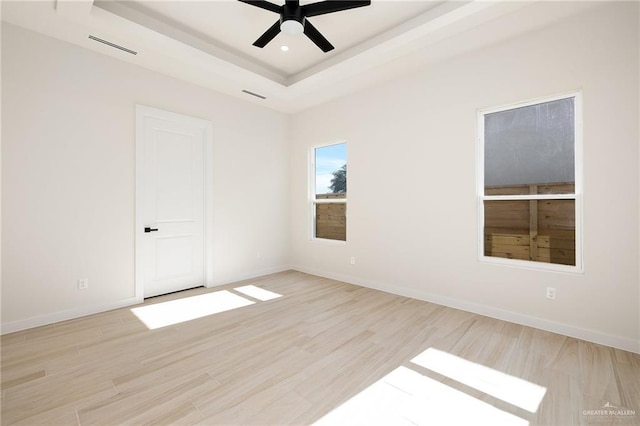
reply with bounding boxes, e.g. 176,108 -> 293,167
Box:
144,227 -> 159,233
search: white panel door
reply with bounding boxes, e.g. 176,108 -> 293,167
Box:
140,113 -> 206,298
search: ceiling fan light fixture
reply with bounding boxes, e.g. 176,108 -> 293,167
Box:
280,19 -> 303,36
238,0 -> 371,52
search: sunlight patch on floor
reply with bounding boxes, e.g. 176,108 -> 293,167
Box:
313,365 -> 528,426
411,348 -> 546,413
131,290 -> 254,329
233,285 -> 282,301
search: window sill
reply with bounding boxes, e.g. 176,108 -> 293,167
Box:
479,255 -> 583,274
311,237 -> 347,246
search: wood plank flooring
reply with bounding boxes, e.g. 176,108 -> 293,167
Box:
1,271 -> 639,425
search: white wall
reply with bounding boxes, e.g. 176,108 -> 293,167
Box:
1,23 -> 290,330
290,2 -> 640,352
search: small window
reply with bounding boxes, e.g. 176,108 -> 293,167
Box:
478,94 -> 582,271
312,142 -> 347,241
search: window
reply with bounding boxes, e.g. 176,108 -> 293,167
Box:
478,93 -> 582,271
312,142 -> 347,241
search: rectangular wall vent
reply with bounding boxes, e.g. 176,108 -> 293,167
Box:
242,89 -> 267,100
88,35 -> 137,55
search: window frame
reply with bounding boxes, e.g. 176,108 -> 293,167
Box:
309,141 -> 348,244
477,92 -> 583,273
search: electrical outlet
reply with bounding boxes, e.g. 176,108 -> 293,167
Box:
350,256 -> 356,265
256,251 -> 262,259
78,279 -> 89,290
545,287 -> 556,300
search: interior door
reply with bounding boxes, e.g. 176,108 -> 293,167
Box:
139,111 -> 206,298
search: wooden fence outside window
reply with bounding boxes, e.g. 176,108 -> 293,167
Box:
484,182 -> 576,265
315,193 -> 346,241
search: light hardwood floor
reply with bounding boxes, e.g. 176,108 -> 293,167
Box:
1,271 -> 639,425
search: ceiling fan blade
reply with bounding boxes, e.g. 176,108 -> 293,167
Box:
303,20 -> 334,52
238,0 -> 281,14
253,20 -> 281,48
303,0 -> 371,18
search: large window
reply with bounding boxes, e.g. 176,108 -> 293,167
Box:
478,93 -> 582,271
312,142 -> 347,241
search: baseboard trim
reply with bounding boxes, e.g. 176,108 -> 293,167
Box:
4,266 -> 637,354
291,265 -> 640,354
1,265 -> 292,335
1,296 -> 143,335
207,265 -> 292,288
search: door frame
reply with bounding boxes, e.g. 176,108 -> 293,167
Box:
135,105 -> 214,300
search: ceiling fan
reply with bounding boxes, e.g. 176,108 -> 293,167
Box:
238,0 -> 372,52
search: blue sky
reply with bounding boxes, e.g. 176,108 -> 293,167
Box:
315,143 -> 347,195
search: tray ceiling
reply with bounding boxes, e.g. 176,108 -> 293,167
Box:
1,1 -> 599,112
100,1 -> 443,77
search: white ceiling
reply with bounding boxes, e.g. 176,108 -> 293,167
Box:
1,0 -> 599,113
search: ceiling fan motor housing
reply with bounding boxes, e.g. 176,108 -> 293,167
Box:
282,3 -> 304,24
280,4 -> 305,35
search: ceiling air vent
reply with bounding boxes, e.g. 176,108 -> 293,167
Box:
242,90 -> 267,100
88,35 -> 137,55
